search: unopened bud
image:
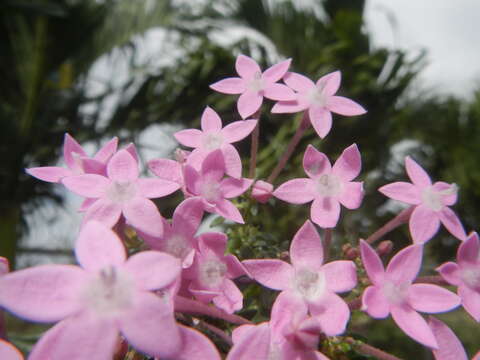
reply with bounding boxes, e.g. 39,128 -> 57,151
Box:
344,247 -> 359,260
174,148 -> 190,163
251,180 -> 274,203
280,251 -> 290,262
376,240 -> 393,256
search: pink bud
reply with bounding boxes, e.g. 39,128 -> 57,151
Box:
251,180 -> 274,203
376,240 -> 393,256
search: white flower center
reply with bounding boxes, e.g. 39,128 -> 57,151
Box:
165,234 -> 191,260
421,184 -> 457,212
382,281 -> 409,305
317,174 -> 342,197
82,266 -> 134,317
308,87 -> 327,107
106,181 -> 136,203
461,267 -> 480,291
294,268 -> 325,301
200,181 -> 221,203
199,259 -> 227,287
248,71 -> 264,93
203,133 -> 224,151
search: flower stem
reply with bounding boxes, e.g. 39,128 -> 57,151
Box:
415,275 -> 448,285
366,206 -> 414,244
267,112 -> 310,184
323,228 -> 333,261
248,111 -> 261,179
196,318 -> 233,346
344,337 -> 403,360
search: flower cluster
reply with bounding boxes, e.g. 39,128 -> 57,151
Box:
0,54 -> 477,360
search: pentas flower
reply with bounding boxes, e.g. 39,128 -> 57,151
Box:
184,150 -> 253,224
428,317 -> 467,360
360,240 -> 461,348
62,149 -> 180,237
27,133 -> 118,183
0,340 -> 23,360
274,144 -> 364,228
379,156 -> 466,244
244,221 -> 357,336
271,71 -> 366,138
174,107 -> 257,178
210,55 -> 296,119
437,231 -> 480,321
0,221 -> 182,359
183,232 -> 248,314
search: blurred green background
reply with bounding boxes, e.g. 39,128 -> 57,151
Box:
1,0 -> 479,358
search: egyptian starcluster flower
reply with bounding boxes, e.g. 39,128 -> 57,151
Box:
274,144 -> 364,228
244,220 -> 357,336
437,231 -> 480,321
379,156 -> 466,244
360,240 -> 461,348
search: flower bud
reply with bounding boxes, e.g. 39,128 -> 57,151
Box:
376,240 -> 393,256
251,180 -> 274,203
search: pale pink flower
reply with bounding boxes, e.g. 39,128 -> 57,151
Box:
437,231 -> 480,321
274,144 -> 364,228
379,156 -> 466,244
244,221 -> 357,336
0,340 -> 23,360
62,149 -> 180,237
210,55 -> 296,119
251,180 -> 274,204
360,240 -> 461,348
428,317 -> 468,360
0,221 -> 182,359
271,71 -> 366,138
184,150 -> 253,224
174,106 -> 257,178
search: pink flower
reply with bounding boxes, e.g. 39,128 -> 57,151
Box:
62,149 -> 180,237
174,106 -> 257,178
274,144 -> 364,228
0,340 -> 23,360
379,156 -> 466,244
251,180 -> 274,204
244,221 -> 357,336
210,55 -> 296,119
437,231 -> 480,321
27,133 -> 118,183
428,317 -> 468,360
0,221 -> 182,359
272,71 -> 366,138
360,240 -> 461,348
184,150 -> 253,223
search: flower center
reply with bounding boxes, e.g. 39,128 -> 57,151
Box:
461,267 -> 480,291
382,281 -> 409,305
199,259 -> 227,287
294,268 -> 325,301
106,181 -> 136,203
165,234 -> 191,260
308,87 -> 327,107
203,133 -> 224,151
421,184 -> 457,211
248,71 -> 264,93
317,174 -> 342,197
200,181 -> 221,203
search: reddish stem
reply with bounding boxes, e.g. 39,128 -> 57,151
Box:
196,319 -> 233,346
366,206 -> 414,244
323,228 -> 333,261
345,337 -> 404,360
415,275 -> 448,286
249,111 -> 261,179
348,297 -> 362,310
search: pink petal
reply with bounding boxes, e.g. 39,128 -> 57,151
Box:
390,304 -> 438,348
332,144 -> 362,182
107,150 -> 139,182
386,244 -> 423,284
124,251 -> 181,290
119,291 -> 181,358
360,240 -> 385,284
225,254 -> 249,279
271,100 -> 308,114
94,137 -> 118,163
235,54 -> 261,80
0,265 -> 86,322
309,106 -> 333,138
123,197 -> 163,237
221,177 -> 253,198
458,232 -> 480,265
174,129 -> 203,148
428,317 -> 468,360
198,232 -> 227,258
201,149 -> 226,180
0,257 -> 9,275
262,59 -> 291,83
222,119 -> 258,143
174,325 -> 221,360
172,198 -> 205,238
237,90 -> 263,119
64,133 -> 87,170
0,340 -> 23,360
408,284 -> 460,313
436,262 -> 461,286
361,285 -> 390,318
410,205 -> 441,244
29,313 -> 118,360
327,96 -> 366,116
76,221 -> 126,271
273,178 -> 315,204
337,182 -> 364,209
124,143 -> 139,163
83,198 -> 122,228
438,207 -> 467,241
81,157 -> 106,175
263,83 -> 296,101
317,70 -> 341,96
201,106 -> 223,131
210,77 -> 246,94
405,156 -> 432,187
227,322 -> 271,360
232,324 -> 257,344
251,180 -> 274,203
214,199 -> 244,223
289,220 -> 324,271
26,166 -> 72,183
378,182 -> 422,204
222,144 -> 243,178
433,181 -> 458,206
323,260 -> 357,293
136,178 -> 180,198
309,292 -> 350,336
214,278 -> 243,313
270,290 -> 308,334
283,72 -> 315,92
184,165 -> 201,195
303,145 -> 331,179
311,197 -> 341,228
475,352 -> 480,360
148,158 -> 183,184
242,259 -> 293,290
62,174 -> 110,198
459,285 -> 480,321
79,198 -> 96,212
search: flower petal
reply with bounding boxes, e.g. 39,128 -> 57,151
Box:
390,304 -> 438,348
408,284 -> 460,313
201,106 -> 223,131
378,182 -> 421,204
273,178 -> 315,204
107,150 -> 138,182
222,143 -> 243,178
174,129 -> 203,148
184,165 -> 201,195
438,207 -> 467,241
174,325 -> 222,360
198,232 -> 227,258
290,220 -> 324,271
332,144 -> 362,182
386,244 -> 423,284
309,106 -> 333,138
361,286 -> 390,318
26,166 -> 72,183
283,72 -> 315,92
64,133 -> 87,170
221,177 -> 253,198
303,145 -> 331,179
82,198 -> 122,228
0,340 -> 23,360
458,232 -> 480,265
237,90 -> 263,119
458,285 -> 480,321
81,157 -> 106,175
263,83 -> 296,101
311,197 -> 341,228
327,96 -> 366,116
428,317 -> 468,360
123,197 -> 163,237
222,119 -> 257,143
309,292 -> 350,336
409,205 -> 441,244
262,59 -> 291,83
270,290 -> 308,334
201,149 -> 225,180
124,143 -> 139,163
317,70 -> 341,96
172,198 -> 204,239
93,137 -> 118,163
323,260 -> 357,293
360,240 -> 385,284
148,158 -> 183,184
214,278 -> 243,313
210,77 -> 246,94
235,54 -> 261,80
227,323 -> 271,360
405,156 -> 432,187
136,178 -> 180,198
214,199 -> 244,223
242,259 -> 293,291
271,100 -> 307,114
337,182 -> 364,209
436,262 -> 461,286
62,174 -> 110,198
